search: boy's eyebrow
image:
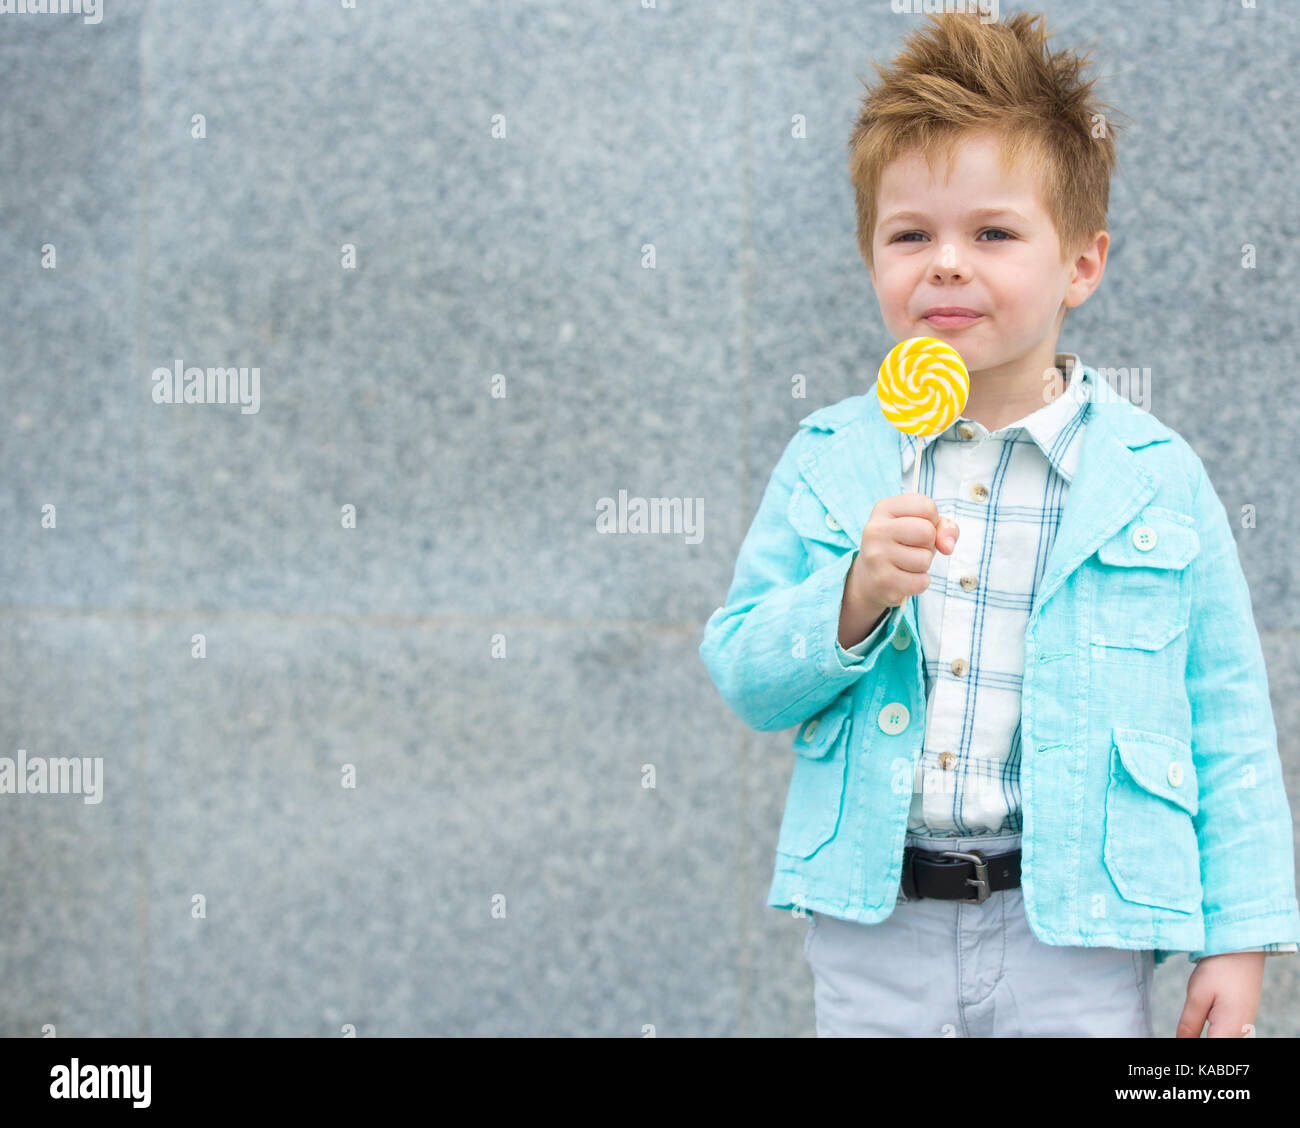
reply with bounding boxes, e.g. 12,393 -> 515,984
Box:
880,207 -> 1032,226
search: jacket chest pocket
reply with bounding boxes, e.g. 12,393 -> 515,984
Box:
775,699 -> 852,858
1090,507 -> 1199,650
787,481 -> 856,571
1102,727 -> 1202,913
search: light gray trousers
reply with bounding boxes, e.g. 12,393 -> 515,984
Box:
804,830 -> 1155,1037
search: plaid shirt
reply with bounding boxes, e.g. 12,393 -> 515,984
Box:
840,353 -> 1295,957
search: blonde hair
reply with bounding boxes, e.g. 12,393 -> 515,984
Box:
847,11 -> 1133,271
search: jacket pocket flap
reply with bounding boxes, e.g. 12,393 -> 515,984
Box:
794,698 -> 852,760
1097,508 -> 1200,570
1112,727 -> 1198,815
787,481 -> 855,549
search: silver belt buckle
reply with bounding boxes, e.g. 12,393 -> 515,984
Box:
939,850 -> 989,904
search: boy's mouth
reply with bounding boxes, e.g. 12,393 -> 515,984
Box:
922,309 -> 984,328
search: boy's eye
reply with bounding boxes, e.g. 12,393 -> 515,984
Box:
890,229 -> 1014,243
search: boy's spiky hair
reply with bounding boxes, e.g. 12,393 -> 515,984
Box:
847,11 -> 1133,271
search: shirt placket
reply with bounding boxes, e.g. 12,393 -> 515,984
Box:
918,424 -> 997,834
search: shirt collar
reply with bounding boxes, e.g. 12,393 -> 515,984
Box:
900,353 -> 1092,484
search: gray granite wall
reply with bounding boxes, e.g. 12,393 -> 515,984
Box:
1,0 -> 1295,1036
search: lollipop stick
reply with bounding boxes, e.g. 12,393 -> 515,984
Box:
901,448 -> 922,621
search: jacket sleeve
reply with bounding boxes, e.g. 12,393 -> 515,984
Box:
699,430 -> 894,733
1182,451 -> 1300,960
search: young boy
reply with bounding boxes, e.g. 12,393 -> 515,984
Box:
699,11 -> 1300,1037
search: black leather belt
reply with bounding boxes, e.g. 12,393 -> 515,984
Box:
900,845 -> 1021,904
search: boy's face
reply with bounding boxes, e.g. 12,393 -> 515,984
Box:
869,131 -> 1105,376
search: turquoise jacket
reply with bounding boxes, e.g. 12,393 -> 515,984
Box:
699,366 -> 1300,968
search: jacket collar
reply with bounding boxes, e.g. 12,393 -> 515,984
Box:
793,353 -> 1176,631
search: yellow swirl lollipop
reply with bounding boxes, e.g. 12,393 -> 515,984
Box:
877,336 -> 970,437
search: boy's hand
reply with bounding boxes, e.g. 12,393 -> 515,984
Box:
1176,952 -> 1265,1037
849,492 -> 959,604
839,493 -> 959,648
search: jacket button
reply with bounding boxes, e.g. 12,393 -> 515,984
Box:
971,483 -> 988,501
1167,760 -> 1183,786
878,703 -> 910,735
957,423 -> 976,440
802,718 -> 819,742
1132,525 -> 1157,551
825,512 -> 842,532
891,622 -> 911,650
939,752 -> 957,770
949,658 -> 968,676
960,575 -> 979,591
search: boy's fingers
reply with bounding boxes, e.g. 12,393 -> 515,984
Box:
937,517 -> 960,551
886,493 -> 939,522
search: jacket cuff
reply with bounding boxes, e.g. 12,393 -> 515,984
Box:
836,592 -> 901,667
1192,943 -> 1298,960
1189,904 -> 1300,961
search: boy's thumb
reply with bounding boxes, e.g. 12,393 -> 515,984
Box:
938,518 -> 959,551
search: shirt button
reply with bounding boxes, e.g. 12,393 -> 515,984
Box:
949,658 -> 968,676
1132,525 -> 1157,551
939,752 -> 957,770
825,512 -> 842,532
891,622 -> 911,650
801,718 -> 819,742
957,423 -> 975,440
960,575 -> 978,592
878,703 -> 910,735
1167,760 -> 1183,787
971,483 -> 988,501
